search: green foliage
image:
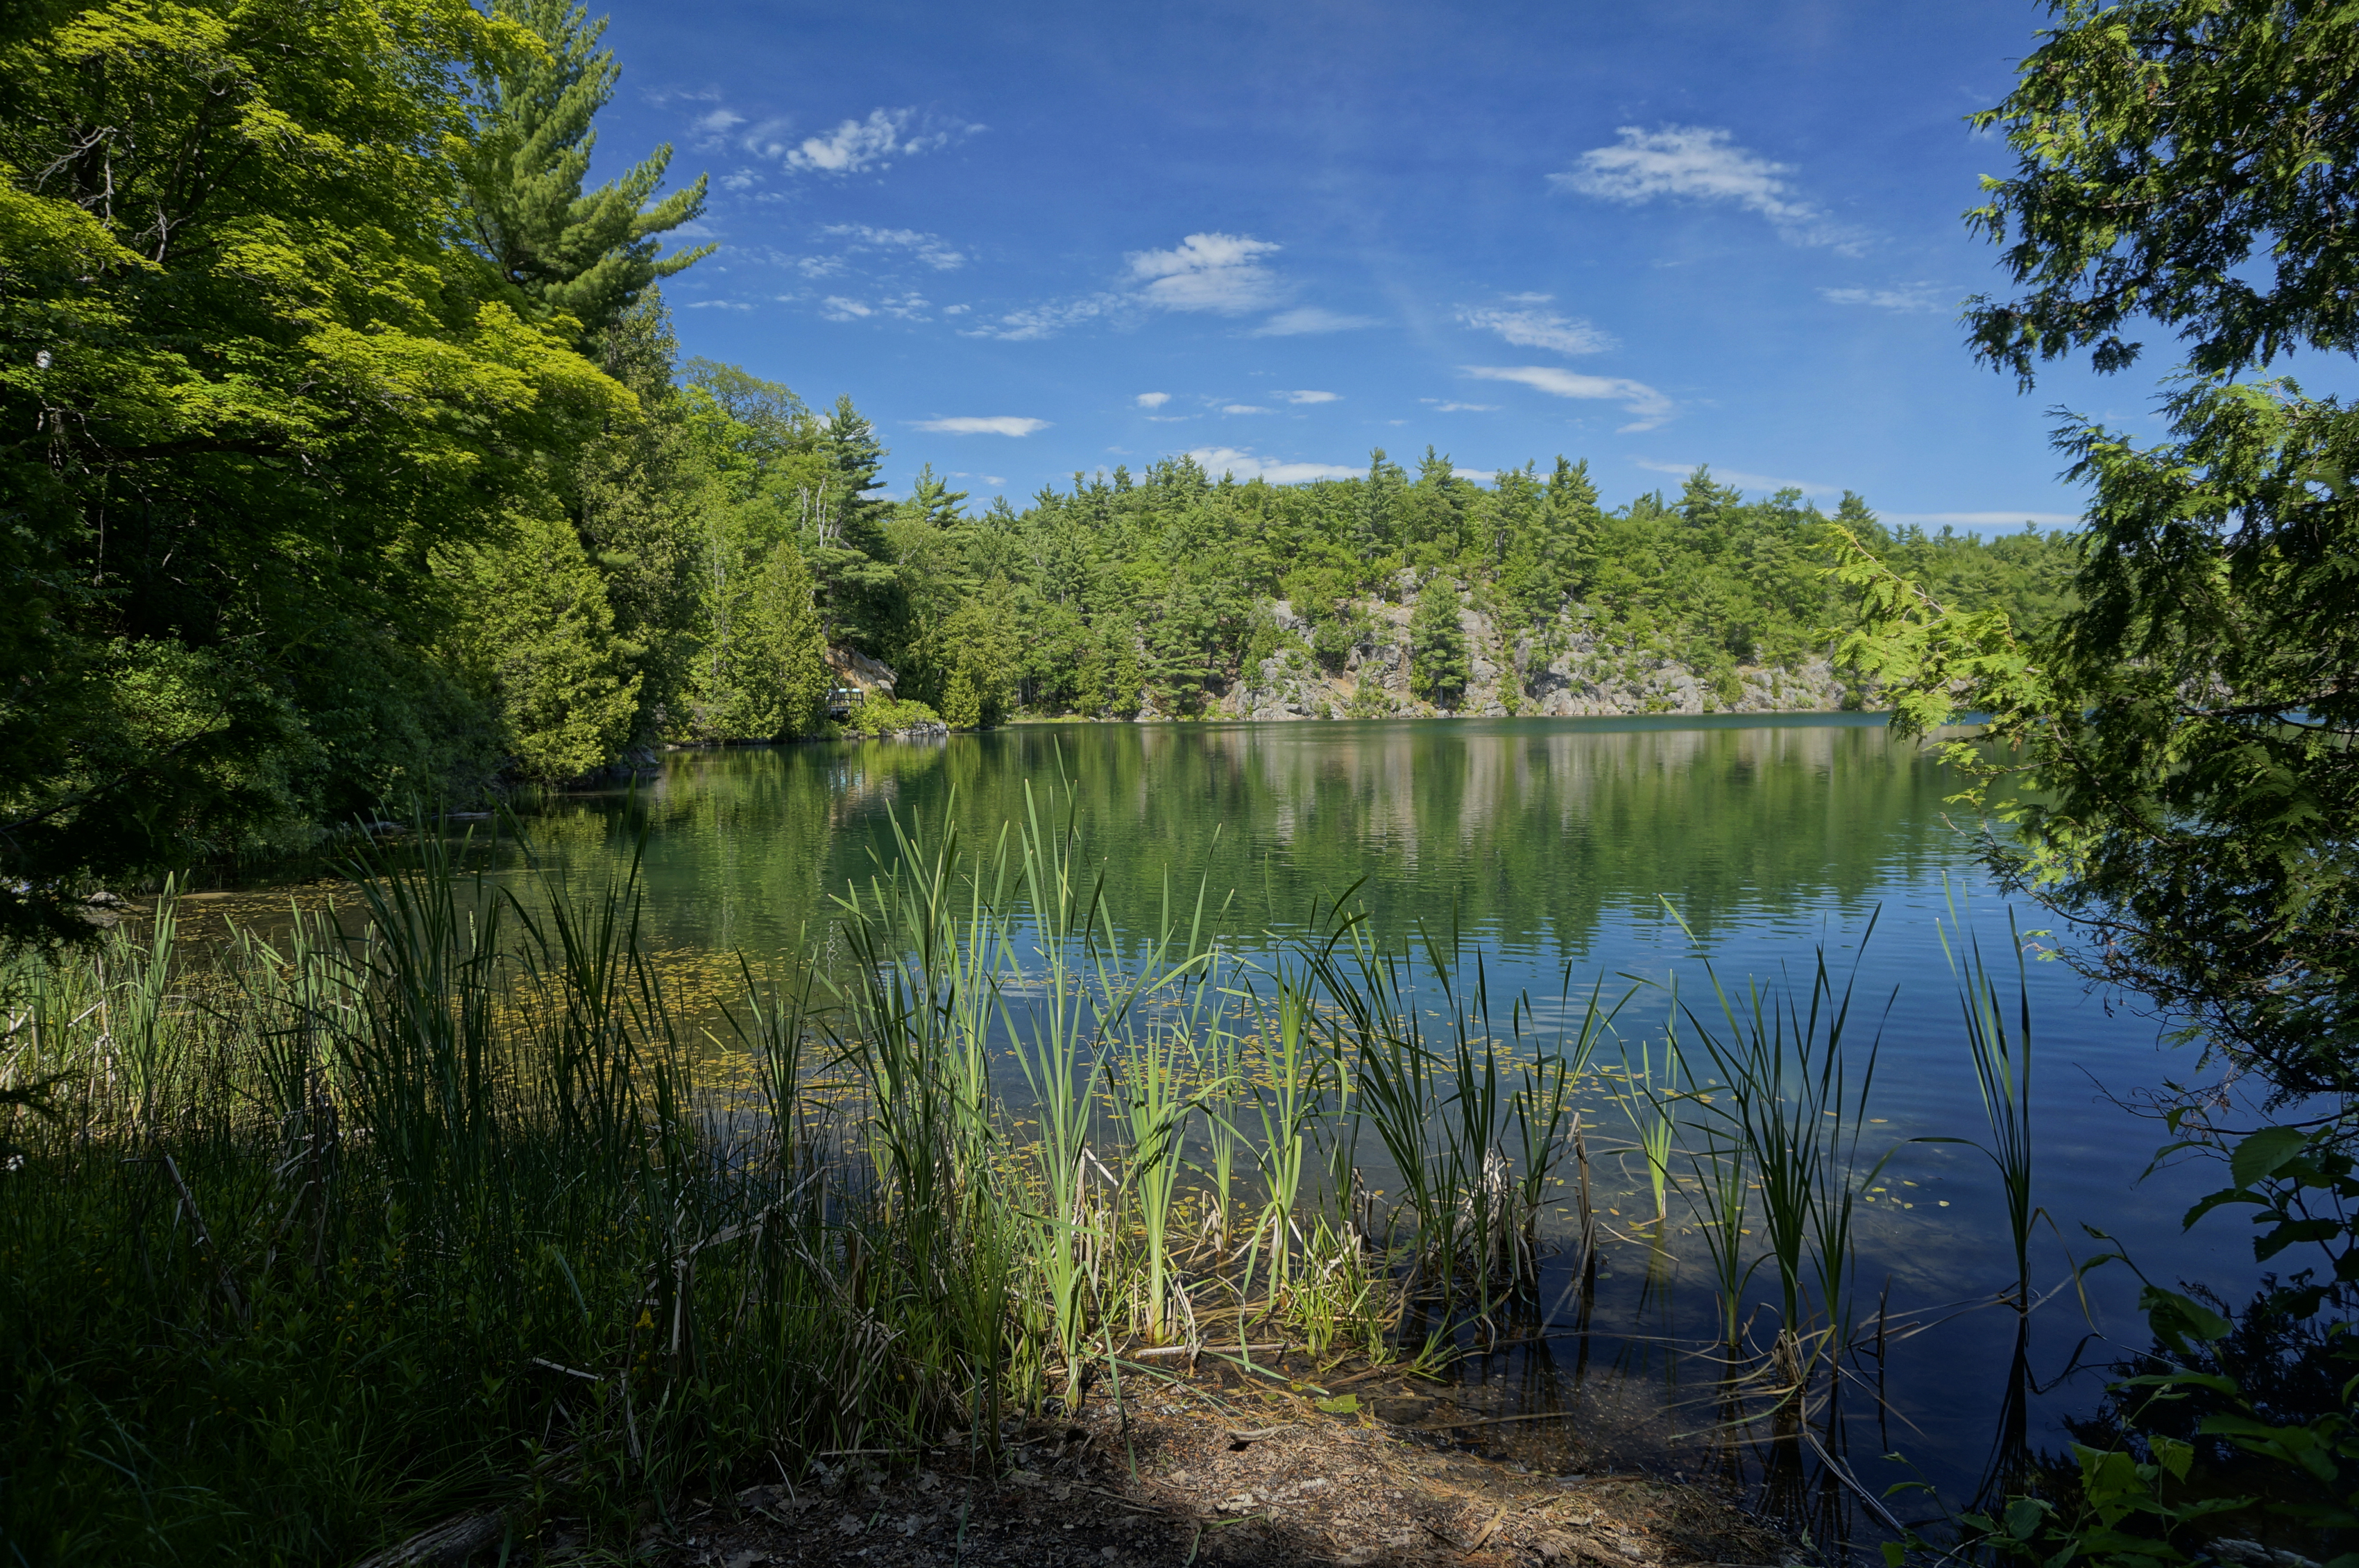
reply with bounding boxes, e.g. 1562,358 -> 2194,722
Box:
456,0 -> 711,339
0,0 -> 629,942
1408,575 -> 1472,706
1964,0 -> 2359,382
1853,12 -> 2359,1566
448,502 -> 643,784
976,454 -> 2065,722
1839,0 -> 2359,1093
840,693 -> 943,735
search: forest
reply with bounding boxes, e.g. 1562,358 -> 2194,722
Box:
0,0 -> 2075,940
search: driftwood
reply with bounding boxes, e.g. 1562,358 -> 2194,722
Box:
350,1507 -> 509,1568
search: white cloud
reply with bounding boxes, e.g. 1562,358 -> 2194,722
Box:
1460,365 -> 1674,432
822,292 -> 932,321
1252,306 -> 1379,336
685,298 -> 757,311
1552,126 -> 1861,250
962,293 -> 1130,341
1422,400 -> 1499,412
1221,404 -> 1270,414
942,303 -> 969,315
1276,389 -> 1339,404
1186,446 -> 1359,485
719,168 -> 760,191
726,117 -> 794,160
984,475 -> 1005,486
1884,511 -> 2081,527
694,108 -> 745,135
1453,468 -> 1497,483
1126,232 -> 1284,314
1633,457 -> 1837,495
821,223 -> 966,270
1820,283 -> 1951,314
1458,305 -> 1614,355
784,108 -> 980,176
970,235 -> 1369,342
913,416 -> 1049,436
1135,392 -> 1170,409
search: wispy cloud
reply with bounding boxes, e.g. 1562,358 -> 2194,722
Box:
1552,126 -> 1862,250
913,416 -> 1050,436
684,298 -> 757,312
966,234 -> 1369,341
1276,389 -> 1339,404
1457,303 -> 1614,355
1135,392 -> 1170,409
1422,400 -> 1499,412
962,293 -> 1130,341
1220,404 -> 1270,415
1252,306 -> 1379,336
1127,232 -> 1284,314
785,108 -> 981,176
1460,365 -> 1674,432
1884,510 -> 2081,527
822,292 -> 933,321
821,223 -> 967,270
1633,457 -> 1837,495
1820,282 -> 1951,313
1187,446 -> 1359,484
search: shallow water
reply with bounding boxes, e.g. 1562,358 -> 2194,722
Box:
330,717 -> 2267,1537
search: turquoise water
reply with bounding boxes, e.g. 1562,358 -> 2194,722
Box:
517,715 -> 2246,1525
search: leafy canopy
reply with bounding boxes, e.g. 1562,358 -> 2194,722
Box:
1840,0 -> 2359,1090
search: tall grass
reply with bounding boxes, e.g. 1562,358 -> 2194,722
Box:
1938,901 -> 2038,1312
0,794 -> 2048,1562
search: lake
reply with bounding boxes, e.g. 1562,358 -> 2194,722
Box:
507,714 -> 2242,1529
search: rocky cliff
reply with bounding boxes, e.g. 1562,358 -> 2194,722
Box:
1215,593 -> 1855,722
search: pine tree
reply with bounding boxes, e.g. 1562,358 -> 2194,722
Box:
1356,448 -> 1406,559
1547,457 -> 1603,596
1408,575 -> 1471,707
457,0 -> 711,338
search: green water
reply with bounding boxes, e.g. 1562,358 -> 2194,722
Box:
531,714 -> 1964,962
513,714 -> 2240,1511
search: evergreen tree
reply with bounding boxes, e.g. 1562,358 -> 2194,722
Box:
1408,576 -> 1471,707
574,293 -> 708,744
457,0 -> 711,338
1546,456 -> 1603,596
900,464 -> 971,529
1356,448 -> 1406,560
452,504 -> 643,783
733,543 -> 831,740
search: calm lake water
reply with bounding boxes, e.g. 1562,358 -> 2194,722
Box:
506,715 -> 2245,1531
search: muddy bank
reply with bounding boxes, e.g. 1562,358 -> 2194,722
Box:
585,1356 -> 1795,1568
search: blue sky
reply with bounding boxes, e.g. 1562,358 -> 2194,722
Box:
585,0 -> 2245,527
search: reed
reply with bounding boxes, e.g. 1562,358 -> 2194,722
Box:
1938,901 -> 2037,1312
1674,924 -> 1896,1391
1,790 -> 2013,1564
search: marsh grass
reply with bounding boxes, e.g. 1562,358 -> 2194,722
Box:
1,793 -> 2050,1563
